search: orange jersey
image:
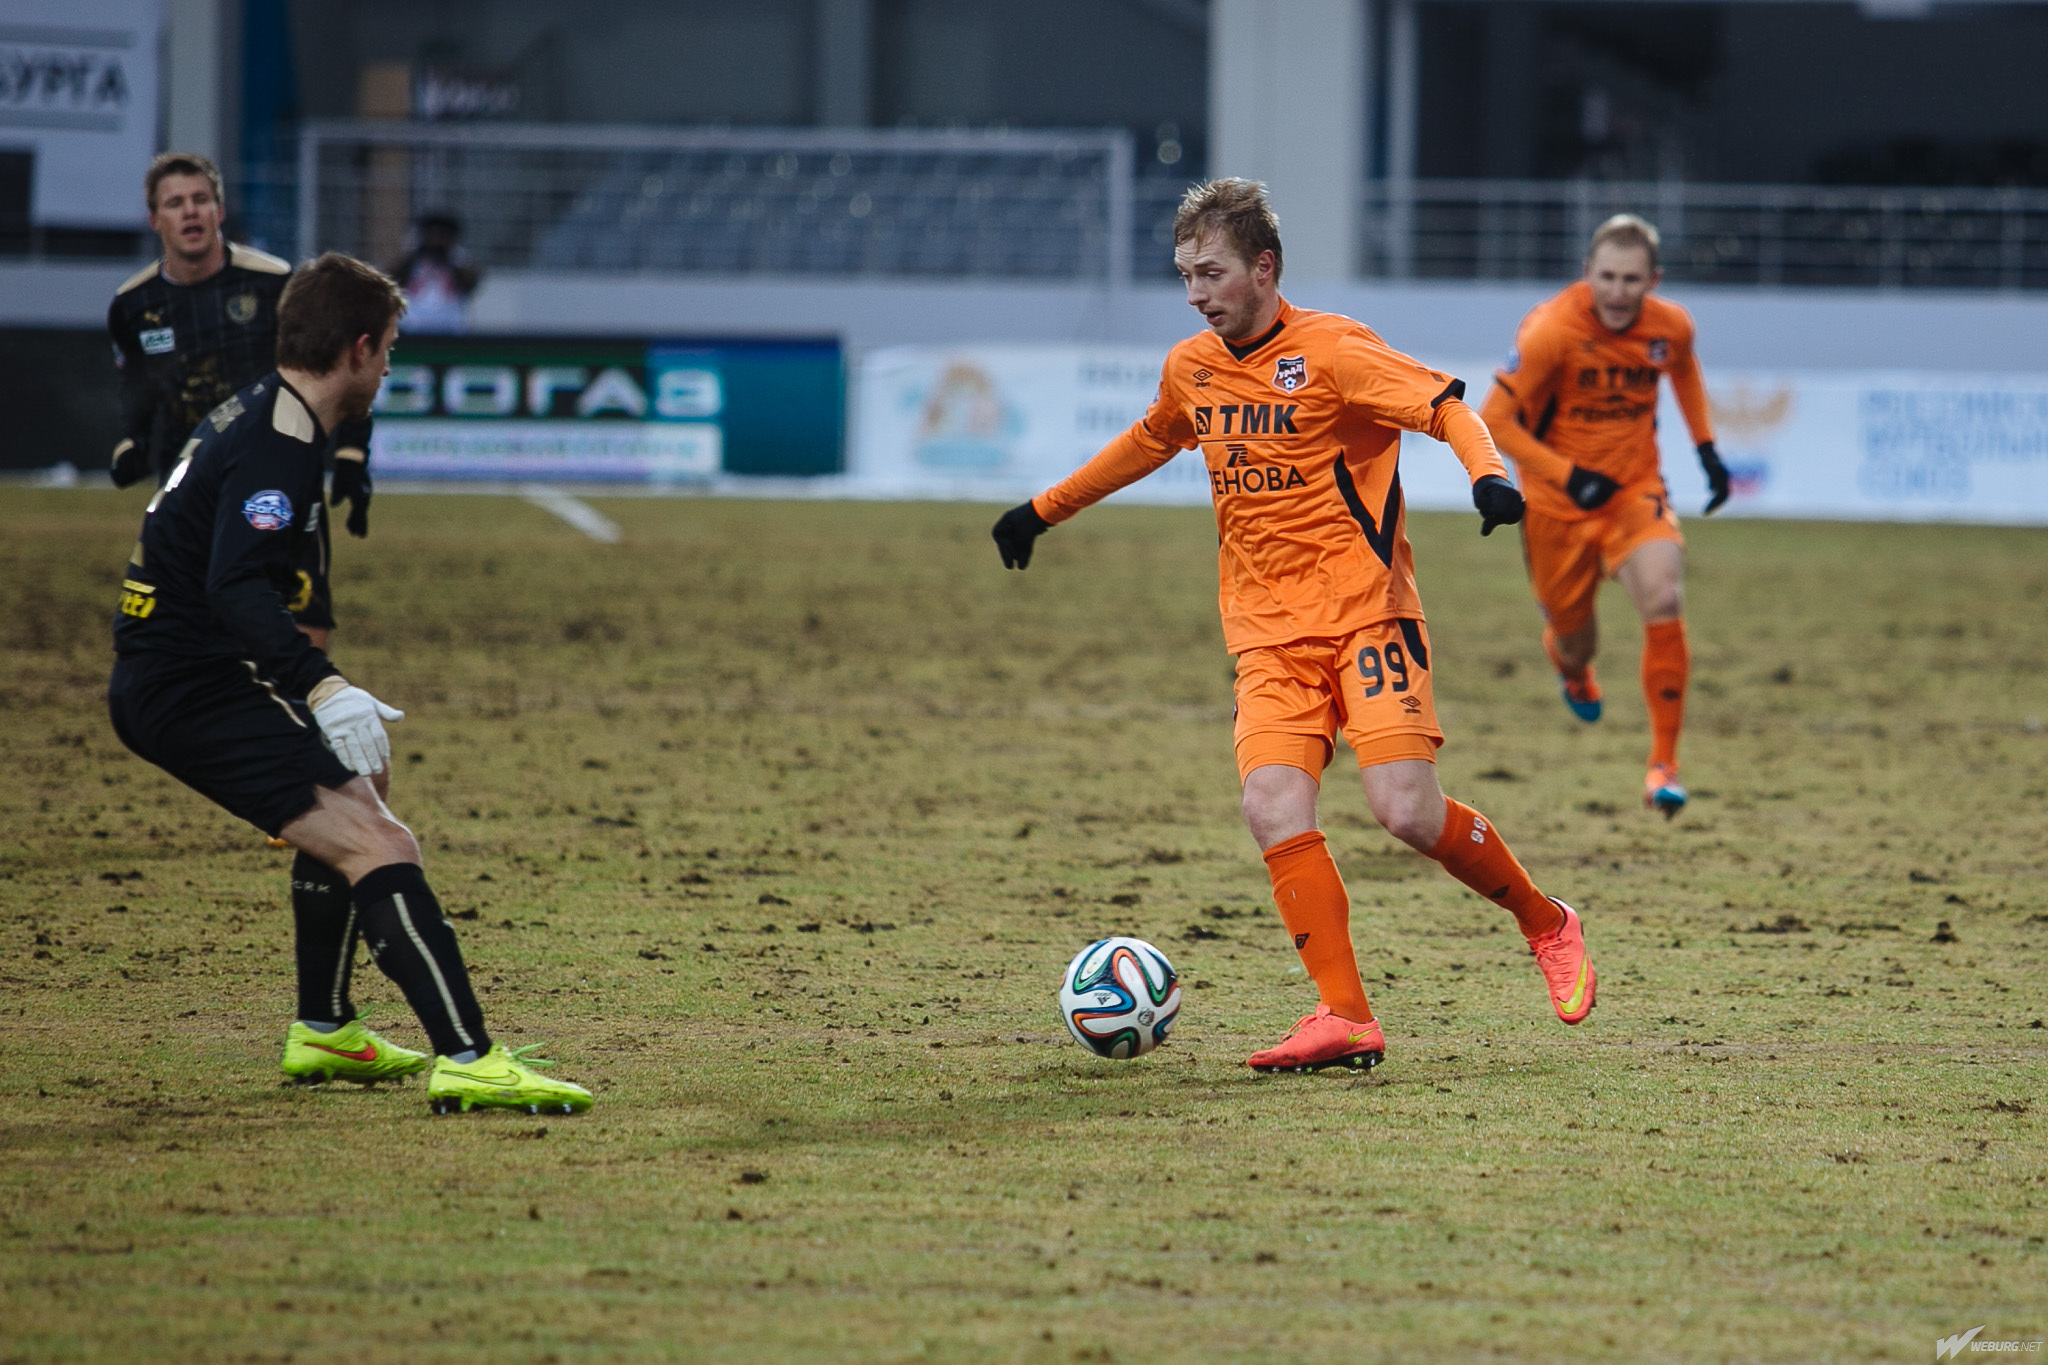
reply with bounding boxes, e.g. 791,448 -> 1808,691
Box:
1487,281 -> 1714,520
1032,298 -> 1506,653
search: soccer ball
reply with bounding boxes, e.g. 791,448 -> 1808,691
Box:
1057,936 -> 1181,1059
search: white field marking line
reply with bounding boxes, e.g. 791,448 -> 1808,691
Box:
521,484 -> 622,543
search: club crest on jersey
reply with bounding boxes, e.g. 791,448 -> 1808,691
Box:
226,292 -> 260,324
1272,355 -> 1307,393
1502,346 -> 1521,374
1647,338 -> 1669,363
242,490 -> 293,531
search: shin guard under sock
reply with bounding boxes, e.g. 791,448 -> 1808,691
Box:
351,863 -> 490,1058
1262,831 -> 1374,1021
1428,799 -> 1565,940
292,852 -> 358,1025
1641,618 -> 1689,769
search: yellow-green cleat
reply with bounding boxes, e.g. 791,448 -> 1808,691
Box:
281,1018 -> 430,1085
427,1044 -> 593,1116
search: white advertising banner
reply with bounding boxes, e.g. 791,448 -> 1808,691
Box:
851,345 -> 1208,505
1409,360 -> 2048,524
855,345 -> 2048,525
0,0 -> 162,228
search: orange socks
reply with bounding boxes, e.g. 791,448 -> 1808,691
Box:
1428,799 -> 1565,940
1641,618 -> 1688,768
1262,831 -> 1374,1022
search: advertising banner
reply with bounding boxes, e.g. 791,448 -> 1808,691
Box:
851,345 -> 1209,505
854,345 -> 2048,525
370,335 -> 842,482
0,0 -> 161,228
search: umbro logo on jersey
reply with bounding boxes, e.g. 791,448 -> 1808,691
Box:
1273,355 -> 1307,393
1193,404 -> 1298,437
1192,367 -> 1212,387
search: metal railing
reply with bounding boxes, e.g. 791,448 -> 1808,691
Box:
166,127 -> 2048,294
297,120 -> 1136,285
1364,179 -> 2048,290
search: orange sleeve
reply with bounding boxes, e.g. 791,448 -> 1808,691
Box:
1480,383 -> 1572,490
1031,364 -> 1193,525
1667,330 -> 1715,448
1429,399 -> 1508,485
1332,331 -> 1466,431
1483,314 -> 1573,490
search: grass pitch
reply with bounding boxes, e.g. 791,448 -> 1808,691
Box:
1,486 -> 2043,1364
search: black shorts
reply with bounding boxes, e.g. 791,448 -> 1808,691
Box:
108,652 -> 356,837
287,503 -> 335,631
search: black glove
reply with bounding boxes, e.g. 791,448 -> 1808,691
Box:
331,453 -> 372,538
109,438 -> 150,489
330,418 -> 374,537
1697,441 -> 1730,516
1565,465 -> 1621,511
992,500 -> 1052,569
1471,474 -> 1525,537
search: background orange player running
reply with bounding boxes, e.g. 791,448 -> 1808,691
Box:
1478,213 -> 1730,818
991,179 -> 1597,1075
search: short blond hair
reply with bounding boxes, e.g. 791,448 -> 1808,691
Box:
1173,178 -> 1283,282
1588,213 -> 1660,271
145,152 -> 224,213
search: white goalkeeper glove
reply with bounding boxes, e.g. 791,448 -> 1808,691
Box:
307,677 -> 404,777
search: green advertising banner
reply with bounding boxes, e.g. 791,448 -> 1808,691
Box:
370,335 -> 843,482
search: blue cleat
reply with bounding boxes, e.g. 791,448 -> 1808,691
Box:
1645,763 -> 1687,819
1559,667 -> 1602,723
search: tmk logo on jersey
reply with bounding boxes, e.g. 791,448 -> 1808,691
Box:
241,490 -> 294,531
1272,355 -> 1308,393
1193,403 -> 1299,437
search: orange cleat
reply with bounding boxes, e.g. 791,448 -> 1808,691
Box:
1247,1005 -> 1384,1074
1530,898 -> 1596,1024
1559,667 -> 1602,722
1644,763 -> 1686,819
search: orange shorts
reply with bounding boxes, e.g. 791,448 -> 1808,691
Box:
1521,480 -> 1683,637
1232,619 -> 1444,783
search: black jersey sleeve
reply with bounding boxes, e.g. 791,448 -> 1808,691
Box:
107,298 -> 162,487
205,417 -> 339,696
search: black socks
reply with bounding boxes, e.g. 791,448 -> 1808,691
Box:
291,852 -> 358,1026
351,863 -> 491,1058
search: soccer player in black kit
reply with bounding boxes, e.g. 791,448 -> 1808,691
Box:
107,152 -> 373,651
108,253 -> 592,1115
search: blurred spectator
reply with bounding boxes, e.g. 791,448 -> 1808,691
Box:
388,212 -> 480,333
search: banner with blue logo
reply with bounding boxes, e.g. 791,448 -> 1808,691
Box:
370,335 -> 842,483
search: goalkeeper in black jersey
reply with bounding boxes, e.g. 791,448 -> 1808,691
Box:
108,252 -> 592,1116
108,152 -> 372,649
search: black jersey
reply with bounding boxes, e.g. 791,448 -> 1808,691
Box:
114,373 -> 342,700
107,243 -> 292,485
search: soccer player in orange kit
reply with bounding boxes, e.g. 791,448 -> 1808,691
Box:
991,180 -> 1596,1074
1479,214 -> 1729,818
